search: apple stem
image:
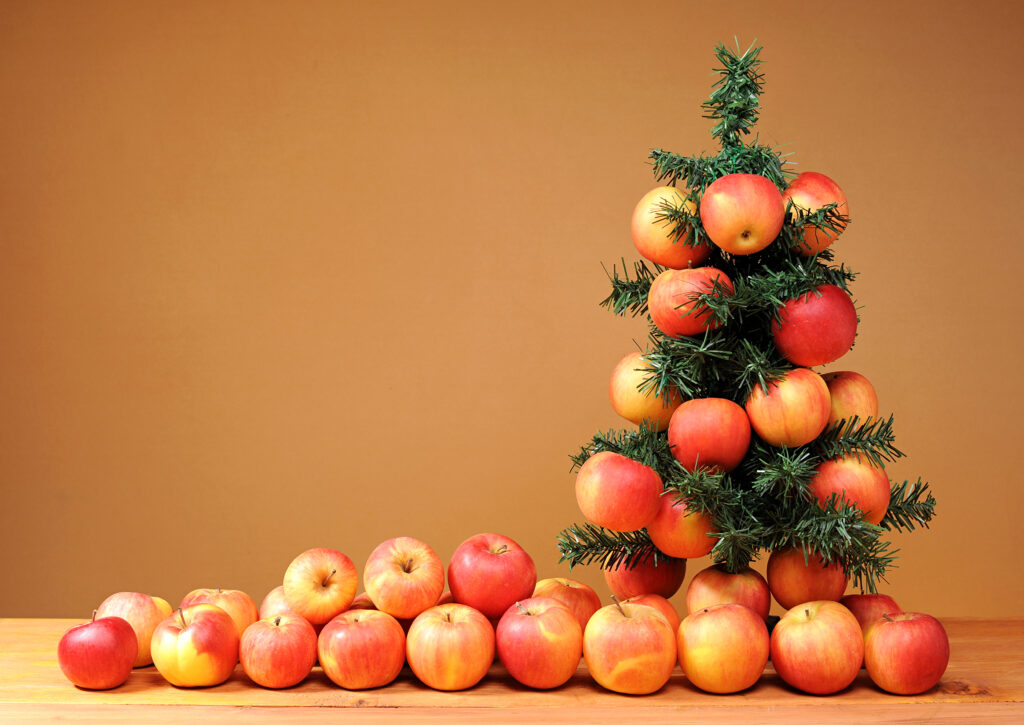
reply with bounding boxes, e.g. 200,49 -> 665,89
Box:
218,587 -> 222,594
882,612 -> 894,622
403,558 -> 414,573
178,608 -> 186,628
91,609 -> 97,623
610,594 -> 627,617
322,569 -> 336,587
804,608 -> 811,620
494,544 -> 508,555
274,616 -> 281,627
516,601 -> 531,616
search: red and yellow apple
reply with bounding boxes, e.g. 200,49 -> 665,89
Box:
808,454 -> 891,525
646,493 -> 716,559
667,397 -> 751,473
533,578 -> 602,633
771,600 -> 864,694
648,267 -> 733,338
767,546 -> 848,610
685,564 -> 771,620
631,186 -> 712,269
495,597 -> 583,689
240,613 -> 318,689
150,604 -> 240,687
864,612 -> 949,695
603,552 -> 686,599
364,536 -> 445,620
609,351 -> 683,431
575,451 -> 663,533
823,371 -> 879,425
677,603 -> 769,693
448,533 -> 536,620
699,173 -> 785,255
783,171 -> 849,256
583,600 -> 677,694
405,603 -> 495,691
179,588 -> 259,642
318,608 -> 407,689
95,592 -> 173,667
283,547 -> 358,626
57,612 -> 137,690
745,368 -> 831,448
771,285 -> 858,368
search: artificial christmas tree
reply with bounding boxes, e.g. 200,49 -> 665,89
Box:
557,42 -> 936,606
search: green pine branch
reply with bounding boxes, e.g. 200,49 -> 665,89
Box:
704,40 -> 765,148
880,478 -> 936,532
780,202 -> 851,251
815,415 -> 905,468
764,495 -> 894,594
648,142 -> 789,193
599,258 -> 662,317
569,425 -> 676,473
653,191 -> 707,248
744,440 -> 819,499
641,328 -> 734,400
556,523 -> 661,571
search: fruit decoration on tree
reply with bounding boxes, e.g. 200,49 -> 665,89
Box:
556,41 -> 937,606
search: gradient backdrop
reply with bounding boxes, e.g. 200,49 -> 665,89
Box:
2,0 -> 1022,618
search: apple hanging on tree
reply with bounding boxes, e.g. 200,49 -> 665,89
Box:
771,284 -> 858,367
631,186 -> 712,269
699,173 -> 785,255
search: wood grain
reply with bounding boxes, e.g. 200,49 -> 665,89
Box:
3,617 -> 1022,722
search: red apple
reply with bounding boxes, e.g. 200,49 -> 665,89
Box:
745,367 -> 831,448
405,603 -> 495,691
364,536 -> 445,620
583,600 -> 677,694
864,612 -> 949,695
533,577 -> 601,633
648,267 -> 733,338
686,564 -> 771,620
180,588 -> 259,641
95,592 -> 173,667
677,603 -> 769,693
318,608 -> 406,689
436,590 -> 455,605
283,547 -> 358,625
495,597 -> 583,689
767,546 -> 848,610
240,613 -> 318,688
259,585 -> 295,619
609,351 -> 683,431
603,551 -> 686,599
667,397 -> 751,473
622,593 -> 680,633
448,533 -> 537,620
808,454 -> 891,525
771,600 -> 864,694
631,186 -> 713,269
575,451 -> 663,532
646,493 -> 716,559
783,171 -> 849,256
151,604 -> 240,687
699,173 -> 785,255
771,285 -> 858,368
823,371 -> 879,425
57,612 -> 137,690
840,593 -> 902,634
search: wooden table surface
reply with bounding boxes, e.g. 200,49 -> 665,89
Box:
2,617 -> 1022,723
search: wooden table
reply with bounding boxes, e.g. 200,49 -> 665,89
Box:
2,618 -> 1022,723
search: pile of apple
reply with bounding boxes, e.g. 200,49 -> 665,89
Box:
58,532 -> 949,698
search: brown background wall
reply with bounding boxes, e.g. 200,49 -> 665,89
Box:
2,0 -> 1022,619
